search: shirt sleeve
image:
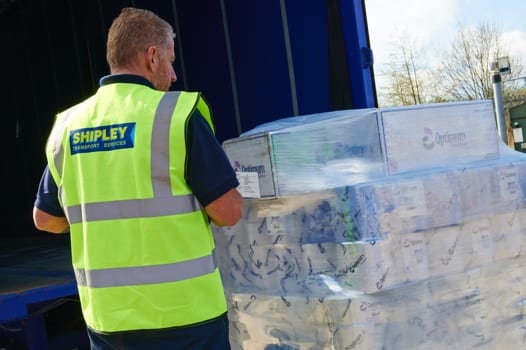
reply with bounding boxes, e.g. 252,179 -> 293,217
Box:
34,165 -> 66,217
186,110 -> 239,207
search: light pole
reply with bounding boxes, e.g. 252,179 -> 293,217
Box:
490,60 -> 507,143
491,56 -> 526,146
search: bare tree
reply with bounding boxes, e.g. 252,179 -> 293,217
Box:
378,20 -> 526,111
501,66 -> 526,108
381,38 -> 430,106
434,22 -> 524,102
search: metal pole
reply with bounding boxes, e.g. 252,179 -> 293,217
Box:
492,71 -> 507,143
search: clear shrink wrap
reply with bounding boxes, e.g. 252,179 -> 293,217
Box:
214,100 -> 526,349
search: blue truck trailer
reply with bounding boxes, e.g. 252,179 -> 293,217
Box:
2,0 -> 376,348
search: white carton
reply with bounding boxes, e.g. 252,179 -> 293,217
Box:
223,109 -> 384,198
380,100 -> 500,174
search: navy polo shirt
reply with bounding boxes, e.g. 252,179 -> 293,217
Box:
35,74 -> 239,216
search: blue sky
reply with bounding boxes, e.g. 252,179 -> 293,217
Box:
364,0 -> 526,88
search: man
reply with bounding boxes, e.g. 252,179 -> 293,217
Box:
33,7 -> 243,350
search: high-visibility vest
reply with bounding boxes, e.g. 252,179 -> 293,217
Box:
45,83 -> 227,332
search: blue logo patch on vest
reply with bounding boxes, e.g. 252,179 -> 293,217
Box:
70,122 -> 136,155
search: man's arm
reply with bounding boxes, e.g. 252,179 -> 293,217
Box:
185,109 -> 244,227
204,187 -> 243,227
33,165 -> 69,233
33,207 -> 70,234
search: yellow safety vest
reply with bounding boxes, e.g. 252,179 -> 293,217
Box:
45,82 -> 227,332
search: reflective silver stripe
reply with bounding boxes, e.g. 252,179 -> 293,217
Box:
66,194 -> 201,224
151,92 -> 181,196
75,251 -> 217,288
58,92 -> 215,289
63,92 -> 198,224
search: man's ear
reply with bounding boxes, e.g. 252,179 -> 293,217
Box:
145,45 -> 157,72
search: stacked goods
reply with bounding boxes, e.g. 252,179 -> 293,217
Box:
214,100 -> 526,349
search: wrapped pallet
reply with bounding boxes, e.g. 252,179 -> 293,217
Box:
213,100 -> 526,349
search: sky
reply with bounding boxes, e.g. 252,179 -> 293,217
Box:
363,0 -> 526,93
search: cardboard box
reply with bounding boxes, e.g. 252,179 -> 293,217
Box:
223,109 -> 385,198
380,100 -> 500,174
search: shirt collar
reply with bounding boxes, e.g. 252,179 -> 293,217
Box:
99,74 -> 155,89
